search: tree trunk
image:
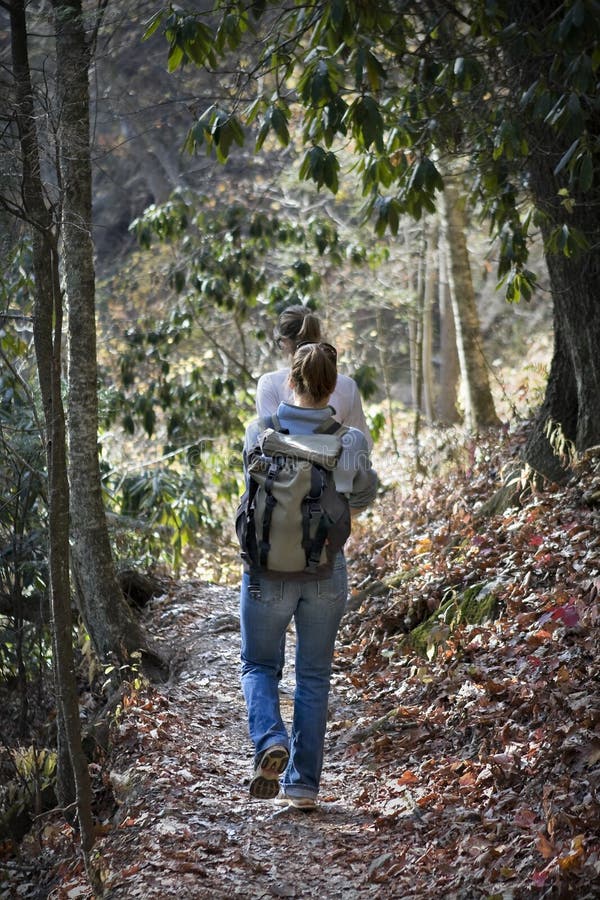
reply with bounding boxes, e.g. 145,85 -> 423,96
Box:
523,151 -> 600,481
375,307 -> 399,456
437,239 -> 461,425
500,0 -> 600,480
52,0 -> 167,675
422,223 -> 437,424
411,232 -> 426,474
440,175 -> 501,431
9,0 -> 89,845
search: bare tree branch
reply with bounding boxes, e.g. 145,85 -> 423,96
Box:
89,0 -> 110,59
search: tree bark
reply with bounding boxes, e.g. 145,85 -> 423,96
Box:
422,223 -> 437,424
52,0 -> 167,675
501,0 -> 600,480
9,0 -> 89,843
437,238 -> 461,425
523,151 -> 600,481
411,231 -> 426,474
374,307 -> 399,455
440,174 -> 501,431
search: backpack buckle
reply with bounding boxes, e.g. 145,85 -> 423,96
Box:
248,570 -> 261,599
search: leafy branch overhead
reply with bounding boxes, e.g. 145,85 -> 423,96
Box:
117,192 -> 371,449
145,0 -> 598,297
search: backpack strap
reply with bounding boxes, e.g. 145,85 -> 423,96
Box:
248,567 -> 262,599
258,457 -> 283,568
301,497 -> 313,561
306,510 -> 331,570
314,416 -> 348,436
305,420 -> 345,568
301,466 -> 326,567
258,412 -> 290,435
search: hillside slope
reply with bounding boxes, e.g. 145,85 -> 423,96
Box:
5,425 -> 599,898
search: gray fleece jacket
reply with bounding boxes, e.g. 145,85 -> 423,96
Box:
244,401 -> 378,510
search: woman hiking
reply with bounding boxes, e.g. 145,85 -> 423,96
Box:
240,341 -> 378,810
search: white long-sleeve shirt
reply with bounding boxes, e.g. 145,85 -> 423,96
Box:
256,367 -> 373,449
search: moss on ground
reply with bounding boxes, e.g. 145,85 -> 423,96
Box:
407,582 -> 500,655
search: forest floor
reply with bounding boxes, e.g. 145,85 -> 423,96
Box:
3,425 -> 600,899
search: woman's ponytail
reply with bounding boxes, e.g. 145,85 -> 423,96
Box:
277,305 -> 322,348
290,343 -> 337,404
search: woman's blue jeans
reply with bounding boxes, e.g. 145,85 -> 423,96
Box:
240,553 -> 347,800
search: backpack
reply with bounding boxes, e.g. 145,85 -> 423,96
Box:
235,414 -> 351,580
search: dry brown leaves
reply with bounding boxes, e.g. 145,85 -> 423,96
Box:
4,429 -> 600,898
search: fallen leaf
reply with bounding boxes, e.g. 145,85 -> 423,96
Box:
514,807 -> 538,828
537,832 -> 556,860
120,864 -> 141,877
558,834 -> 586,872
531,869 -> 550,887
397,770 -> 420,785
550,602 -> 580,627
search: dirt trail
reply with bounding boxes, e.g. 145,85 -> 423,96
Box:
59,580 -> 398,900
13,566 -> 600,899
